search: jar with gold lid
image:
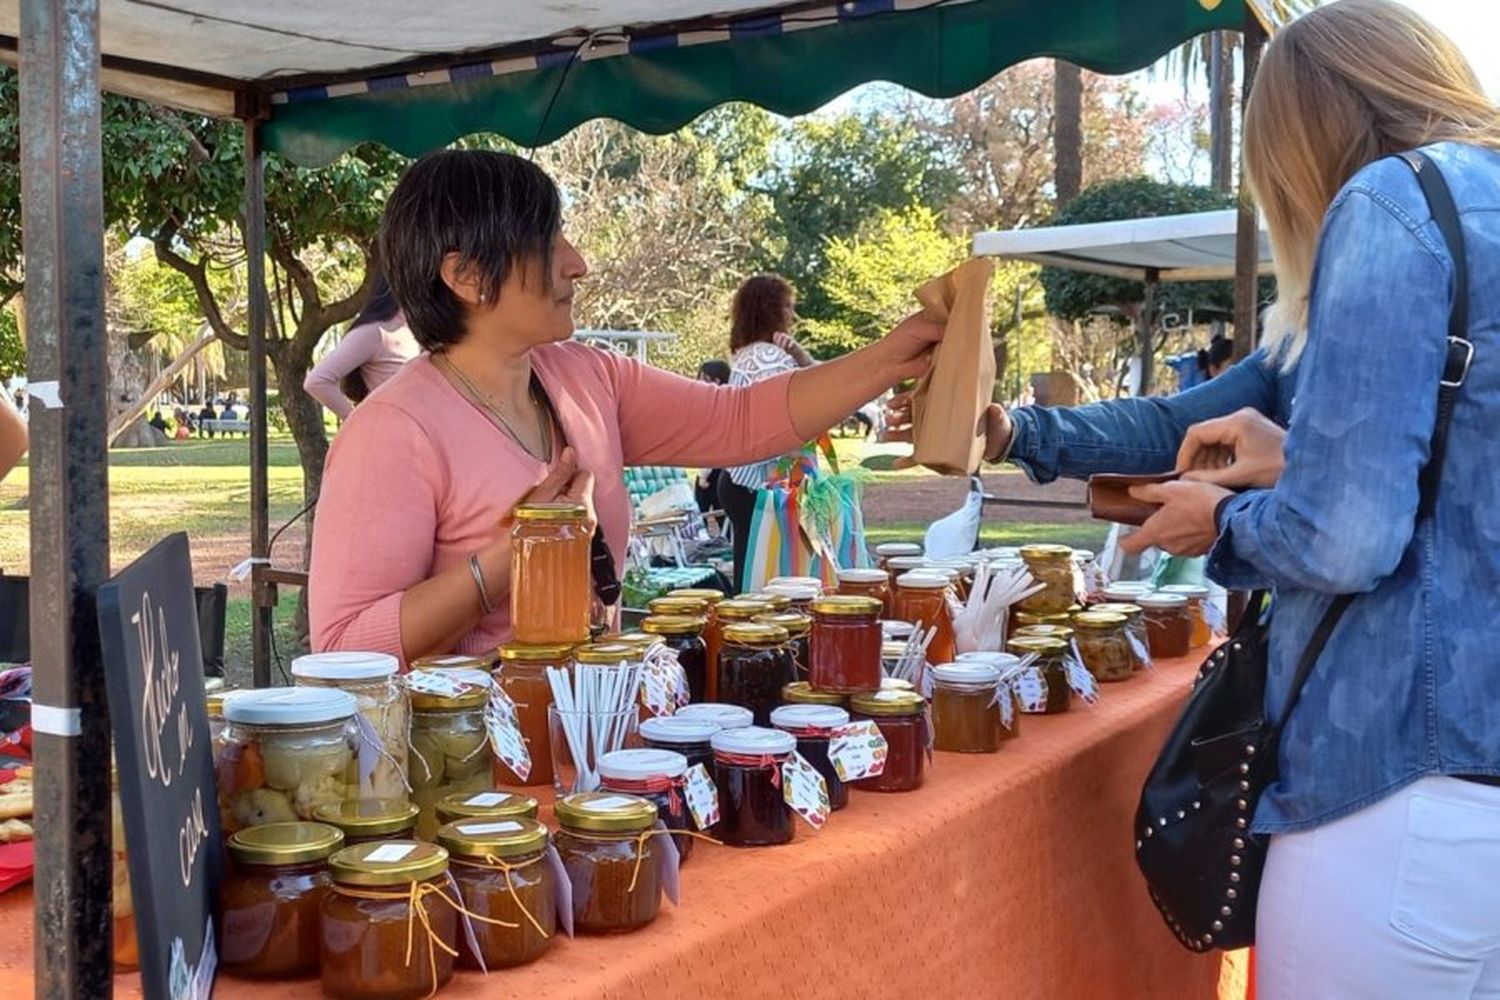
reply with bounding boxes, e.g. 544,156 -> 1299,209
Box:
553,792 -> 664,934
438,817 -> 556,969
314,799 -> 419,846
1092,602 -> 1150,671
435,789 -> 539,826
641,614 -> 708,703
409,652 -> 497,672
1007,635 -> 1071,714
754,611 -> 812,681
742,590 -> 793,613
1071,611 -> 1133,682
408,668 -> 495,839
781,681 -> 848,708
1013,623 -> 1075,644
510,501 -> 592,645
848,690 -> 927,793
808,594 -> 884,694
1012,610 -> 1072,629
648,595 -> 711,617
717,622 -> 795,725
221,821 -> 343,978
1018,544 -> 1078,614
494,642 -> 572,788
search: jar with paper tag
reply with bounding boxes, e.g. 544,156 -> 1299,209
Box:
510,501 -> 592,645
435,790 -> 539,826
1007,635 -> 1071,714
1071,611 -> 1133,682
666,589 -> 727,699
837,567 -> 893,617
930,662 -> 1008,754
1018,544 -> 1077,614
599,748 -> 696,862
1014,623 -> 1075,644
313,799 -> 419,846
292,651 -> 409,802
407,668 -> 495,839
808,594 -> 884,694
319,840 -> 458,1000
770,704 -> 851,811
954,652 -> 1023,743
1137,592 -> 1193,659
437,817 -> 556,969
493,643 -> 571,788
711,726 -> 797,847
1159,584 -> 1214,648
1012,610 -> 1072,629
848,690 -> 927,793
753,611 -> 811,680
641,614 -> 708,702
1091,602 -> 1149,670
409,652 -> 497,672
717,622 -> 795,726
640,716 -> 721,773
893,574 -> 957,666
553,792 -> 665,934
220,821 -> 343,978
781,681 -> 848,709
217,688 -> 360,834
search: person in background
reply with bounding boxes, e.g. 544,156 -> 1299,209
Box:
148,411 -> 169,435
198,400 -> 217,438
1197,333 -> 1235,381
0,393 -> 25,482
695,360 -> 731,514
304,270 -> 421,420
717,275 -> 817,591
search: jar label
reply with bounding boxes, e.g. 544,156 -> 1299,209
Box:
485,685 -> 531,781
1126,628 -> 1155,670
781,752 -> 831,829
989,679 -> 1016,730
583,795 -> 641,811
1015,667 -> 1049,713
459,820 -> 523,835
465,792 -> 509,807
365,843 -> 417,864
828,721 -> 888,781
682,764 -> 721,830
656,820 -> 682,906
1203,599 -> 1228,636
404,670 -> 469,698
545,845 -> 574,938
640,645 -> 689,717
1064,644 -> 1100,705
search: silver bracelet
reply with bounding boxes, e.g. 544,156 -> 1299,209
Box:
468,553 -> 495,616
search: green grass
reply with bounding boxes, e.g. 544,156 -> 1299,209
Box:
223,594 -> 308,689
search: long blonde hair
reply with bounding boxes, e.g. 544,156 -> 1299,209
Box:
1243,0 -> 1500,366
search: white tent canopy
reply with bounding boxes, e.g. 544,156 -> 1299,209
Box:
972,209 -> 1273,282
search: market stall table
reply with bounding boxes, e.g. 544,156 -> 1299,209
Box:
0,650 -> 1249,998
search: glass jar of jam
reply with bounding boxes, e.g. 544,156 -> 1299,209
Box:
1018,544 -> 1078,614
314,799 -> 419,846
1071,611 -> 1133,682
510,501 -> 592,645
954,652 -> 1023,743
1137,593 -> 1193,660
217,688 -> 360,834
711,727 -> 797,847
808,595 -> 883,694
408,668 -> 495,839
763,580 -> 821,615
770,704 -> 851,811
221,821 -> 342,978
753,612 -> 811,681
849,690 -> 927,792
292,652 -> 410,802
675,702 -> 754,731
711,598 -> 774,700
1160,584 -> 1214,648
781,681 -> 848,709
875,541 -> 923,568
599,748 -> 696,861
639,716 -> 720,773
320,841 -> 458,1000
493,642 -> 572,788
893,574 -> 957,666
641,614 -> 709,703
836,567 -> 893,618
553,792 -> 664,934
435,790 -> 539,826
1007,635 -> 1072,714
717,622 -> 795,726
666,589 -> 727,699
438,817 -> 555,969
930,662 -> 1005,754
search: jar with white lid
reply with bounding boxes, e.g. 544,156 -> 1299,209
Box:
598,748 -> 695,861
931,660 -> 1012,753
1101,581 -> 1153,604
836,567 -> 893,617
293,651 -> 409,801
217,688 -> 360,834
675,702 -> 754,731
1136,593 -> 1192,659
770,704 -> 851,811
711,726 -> 797,847
1159,583 -> 1213,648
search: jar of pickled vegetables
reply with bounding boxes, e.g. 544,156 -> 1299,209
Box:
639,716 -> 720,773
930,662 -> 1005,754
753,611 -> 811,681
1160,584 -> 1213,648
770,704 -> 851,811
599,748 -> 695,862
781,681 -> 847,709
320,841 -> 458,1000
1137,593 -> 1193,660
836,567 -> 892,617
717,622 -> 794,726
711,726 -> 796,847
292,652 -> 409,802
1071,611 -> 1133,682
675,702 -> 754,731
217,688 -> 360,834
494,642 -> 572,788
438,817 -> 555,969
666,589 -> 727,699
893,574 -> 957,666
848,690 -> 927,792
510,501 -> 592,645
221,821 -> 343,978
808,595 -> 883,694
553,792 -> 664,934
1018,544 -> 1078,614
314,799 -> 419,846
641,615 -> 708,702
1007,635 -> 1071,715
408,669 -> 495,840
435,789 -> 539,826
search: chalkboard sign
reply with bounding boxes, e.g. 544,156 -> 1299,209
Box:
98,533 -> 222,1000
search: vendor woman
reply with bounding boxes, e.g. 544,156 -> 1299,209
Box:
309,149 -> 941,664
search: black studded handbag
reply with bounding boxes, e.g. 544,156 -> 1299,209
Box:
1133,150 -> 1474,953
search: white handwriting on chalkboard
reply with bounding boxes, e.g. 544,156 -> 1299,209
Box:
134,590 -> 182,788
179,788 -> 209,888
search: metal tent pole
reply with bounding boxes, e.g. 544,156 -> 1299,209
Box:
1233,15 -> 1268,361
18,0 -> 115,992
244,121 -> 273,688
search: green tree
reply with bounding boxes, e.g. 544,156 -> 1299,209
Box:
0,305 -> 22,382
0,69 -> 20,308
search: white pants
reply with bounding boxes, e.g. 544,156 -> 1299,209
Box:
1258,776 -> 1500,999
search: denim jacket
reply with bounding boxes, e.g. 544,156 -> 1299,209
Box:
1010,142 -> 1500,834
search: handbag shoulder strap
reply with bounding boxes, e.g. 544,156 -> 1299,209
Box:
1276,150 -> 1474,726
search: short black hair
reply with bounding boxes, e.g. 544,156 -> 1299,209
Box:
379,150 -> 562,350
698,360 -> 730,384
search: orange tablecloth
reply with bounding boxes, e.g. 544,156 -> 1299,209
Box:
2,652 -> 1250,999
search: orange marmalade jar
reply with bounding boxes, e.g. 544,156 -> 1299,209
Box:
510,502 -> 592,645
836,567 -> 893,618
893,573 -> 957,666
494,642 -> 574,787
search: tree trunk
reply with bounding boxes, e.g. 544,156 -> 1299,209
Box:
1137,286 -> 1156,397
268,341 -> 328,563
1053,61 -> 1084,210
107,325 -> 218,445
1209,32 -> 1235,194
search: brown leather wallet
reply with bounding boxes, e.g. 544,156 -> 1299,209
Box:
1087,472 -> 1180,526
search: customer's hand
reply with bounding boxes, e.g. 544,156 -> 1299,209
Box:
1120,480 -> 1231,557
773,332 -> 815,367
1176,408 -> 1287,489
883,395 -> 1013,470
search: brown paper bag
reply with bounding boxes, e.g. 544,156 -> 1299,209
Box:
910,258 -> 996,476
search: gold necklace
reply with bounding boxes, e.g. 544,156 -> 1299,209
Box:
437,353 -> 553,462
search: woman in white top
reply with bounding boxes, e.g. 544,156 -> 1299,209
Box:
304,272 -> 422,420
718,274 -> 816,590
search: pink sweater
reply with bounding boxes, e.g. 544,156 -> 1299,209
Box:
309,342 -> 800,663
303,316 -> 422,420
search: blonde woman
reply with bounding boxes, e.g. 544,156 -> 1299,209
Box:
1111,3 -> 1500,995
